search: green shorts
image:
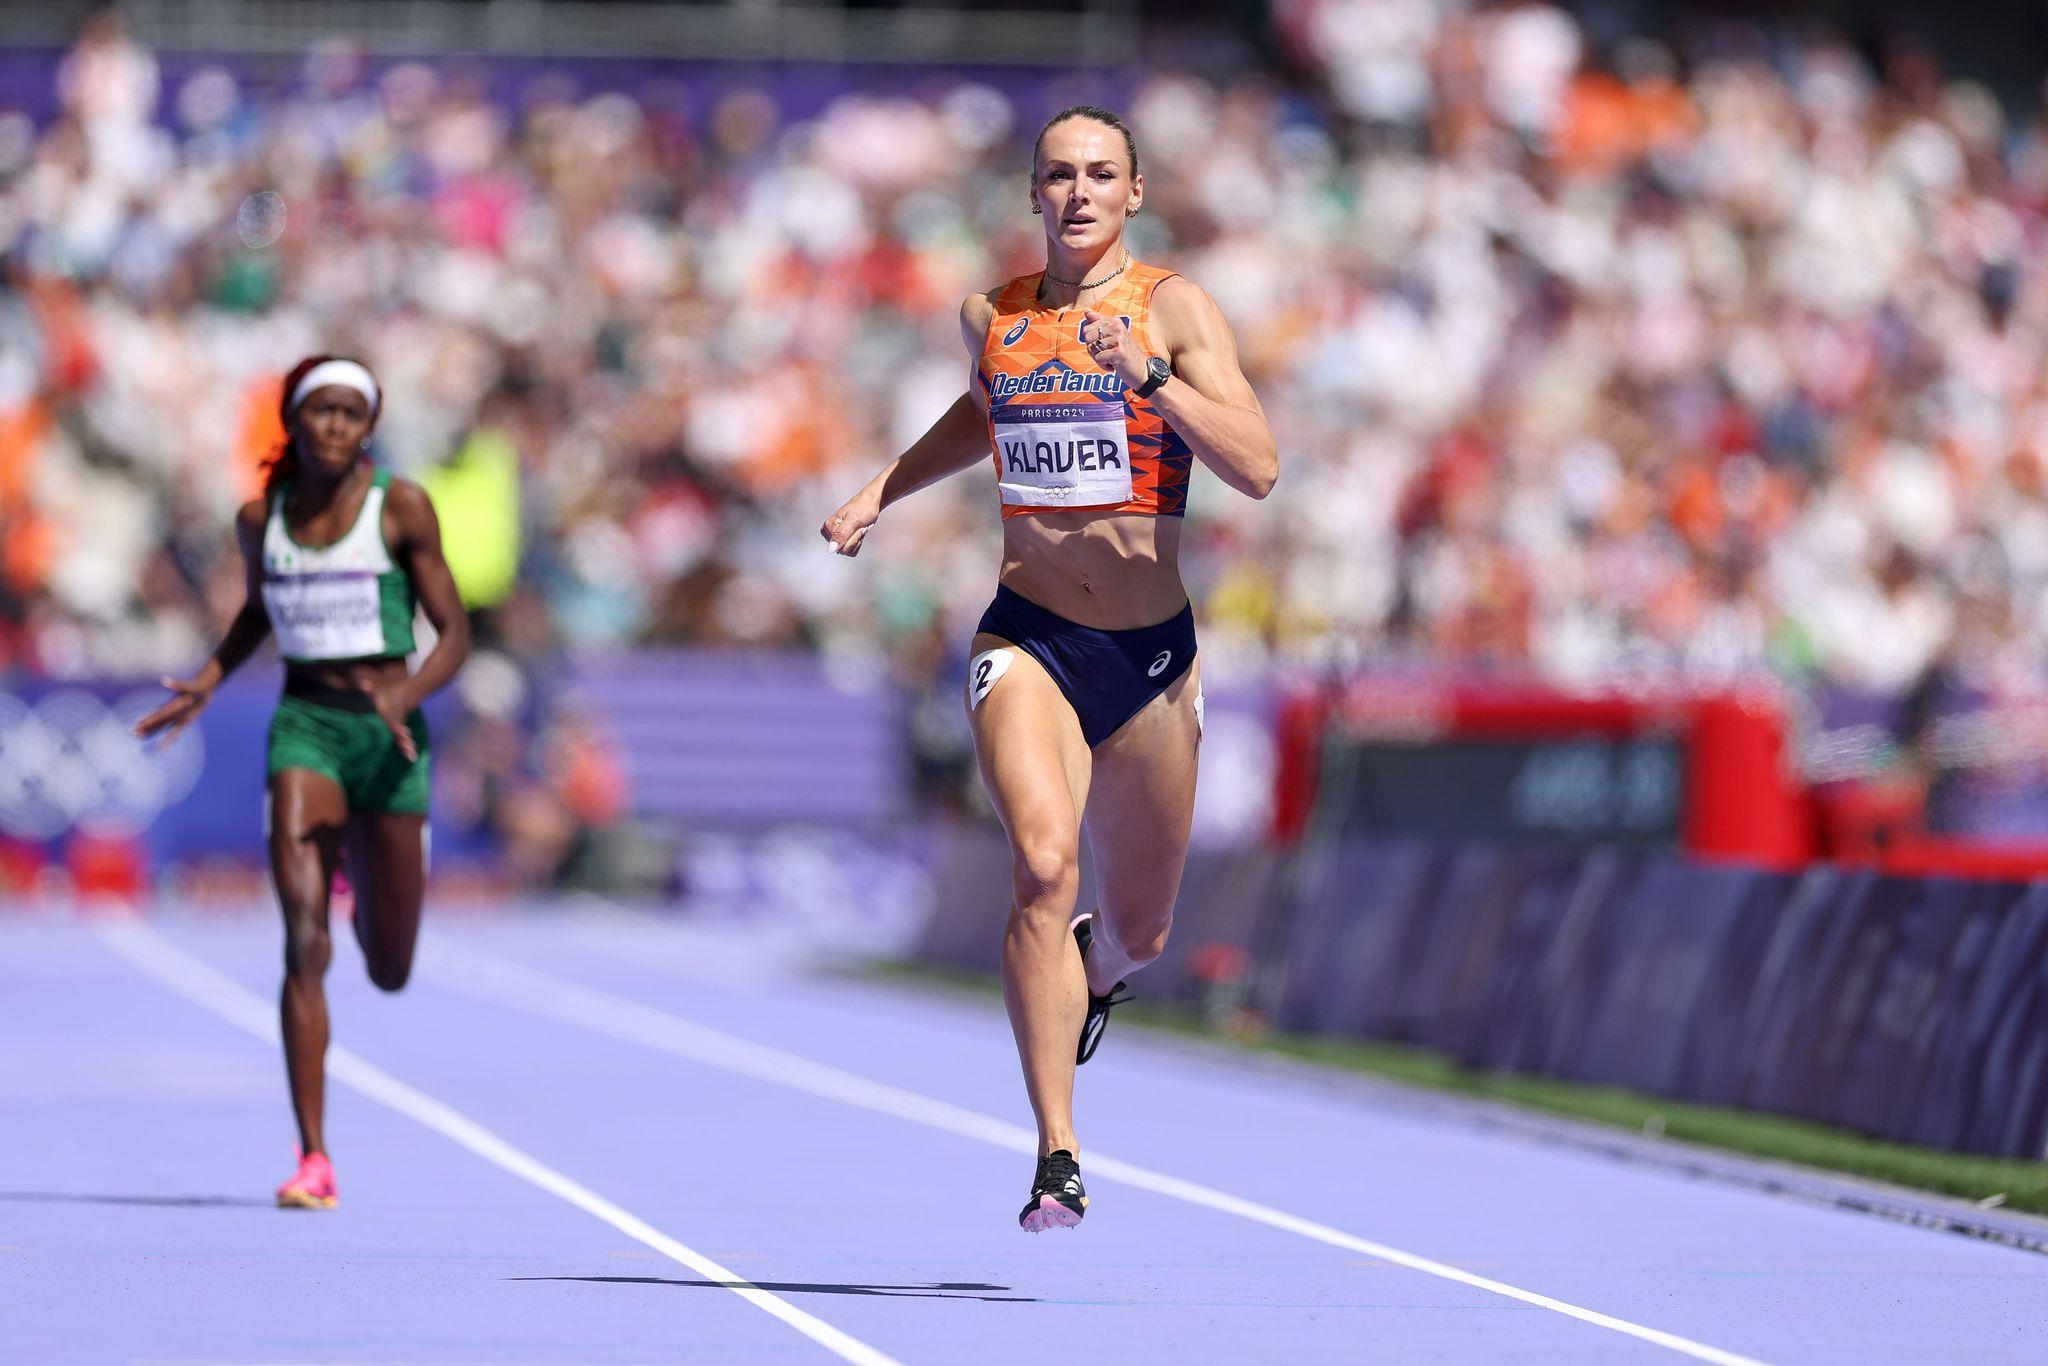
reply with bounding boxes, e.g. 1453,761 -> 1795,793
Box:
267,692 -> 432,814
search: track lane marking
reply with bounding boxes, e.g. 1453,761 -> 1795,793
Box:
95,921 -> 903,1366
427,934 -> 1771,1366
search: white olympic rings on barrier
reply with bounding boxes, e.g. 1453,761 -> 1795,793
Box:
0,689 -> 205,841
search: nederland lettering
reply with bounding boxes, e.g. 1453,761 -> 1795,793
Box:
987,369 -> 1126,400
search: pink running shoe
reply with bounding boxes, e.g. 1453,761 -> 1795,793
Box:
276,1151 -> 337,1209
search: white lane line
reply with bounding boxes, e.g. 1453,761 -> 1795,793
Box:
426,935 -> 1771,1366
94,921 -> 902,1366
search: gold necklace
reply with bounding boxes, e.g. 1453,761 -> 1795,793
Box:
1043,253 -> 1130,292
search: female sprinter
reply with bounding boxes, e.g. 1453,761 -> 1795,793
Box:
822,106 -> 1275,1231
135,356 -> 470,1208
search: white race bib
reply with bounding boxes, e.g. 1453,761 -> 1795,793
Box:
262,573 -> 387,660
993,402 -> 1133,508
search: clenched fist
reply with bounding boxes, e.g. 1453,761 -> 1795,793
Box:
1081,309 -> 1147,387
820,486 -> 883,557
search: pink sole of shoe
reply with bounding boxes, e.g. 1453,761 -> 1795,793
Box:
1020,1195 -> 1083,1233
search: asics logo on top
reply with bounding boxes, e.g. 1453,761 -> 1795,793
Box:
1149,651 -> 1172,677
1001,316 -> 1030,346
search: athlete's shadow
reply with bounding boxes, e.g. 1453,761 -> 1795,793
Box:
516,1275 -> 1038,1303
0,1191 -> 272,1209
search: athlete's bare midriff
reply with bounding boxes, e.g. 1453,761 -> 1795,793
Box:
284,656 -> 410,695
999,510 -> 1186,629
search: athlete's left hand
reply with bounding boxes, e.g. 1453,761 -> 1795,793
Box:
133,671 -> 218,746
1081,309 -> 1148,387
360,679 -> 420,763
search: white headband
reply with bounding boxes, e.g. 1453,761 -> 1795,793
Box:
288,359 -> 380,415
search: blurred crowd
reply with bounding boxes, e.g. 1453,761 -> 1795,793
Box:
6,4 -> 2048,855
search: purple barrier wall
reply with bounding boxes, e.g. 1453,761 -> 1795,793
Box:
1265,838 -> 2048,1157
0,649 -> 905,881
1968,920 -> 2048,1156
1454,850 -> 1603,1073
562,651 -> 907,830
1926,889 -> 2048,1150
906,819 -> 2048,1154
1567,861 -> 1761,1096
1275,841 -> 1436,1037
1670,869 -> 1796,1105
0,675 -> 261,863
1826,878 -> 1988,1138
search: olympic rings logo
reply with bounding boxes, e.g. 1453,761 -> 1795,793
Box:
0,689 -> 205,841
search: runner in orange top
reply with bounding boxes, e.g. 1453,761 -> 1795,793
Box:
823,105 -> 1277,1232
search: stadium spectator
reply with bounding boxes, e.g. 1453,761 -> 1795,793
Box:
6,2 -> 2048,848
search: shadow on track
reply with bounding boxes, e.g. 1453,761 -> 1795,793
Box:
515,1275 -> 1038,1303
0,1192 -> 271,1209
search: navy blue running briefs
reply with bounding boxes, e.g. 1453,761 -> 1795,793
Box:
974,584 -> 1196,747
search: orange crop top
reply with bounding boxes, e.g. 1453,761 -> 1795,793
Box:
978,262 -> 1194,518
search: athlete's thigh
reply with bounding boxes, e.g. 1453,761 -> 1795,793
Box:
1085,660 -> 1201,929
965,633 -> 1092,858
269,769 -> 348,914
342,811 -> 427,961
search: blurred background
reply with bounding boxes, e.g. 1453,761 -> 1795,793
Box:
6,0 -> 2048,916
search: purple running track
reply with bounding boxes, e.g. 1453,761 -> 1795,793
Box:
2,909 -> 2044,1364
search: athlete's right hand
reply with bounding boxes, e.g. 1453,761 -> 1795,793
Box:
359,678 -> 420,764
821,488 -> 882,558
133,674 -> 215,743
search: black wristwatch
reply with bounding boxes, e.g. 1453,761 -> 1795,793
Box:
1133,355 -> 1171,399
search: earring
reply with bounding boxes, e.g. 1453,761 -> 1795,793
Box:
1126,207 -> 1138,218
1031,204 -> 1042,215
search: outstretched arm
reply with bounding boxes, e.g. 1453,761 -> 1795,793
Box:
821,294 -> 997,558
870,391 -> 994,512
133,501 -> 273,741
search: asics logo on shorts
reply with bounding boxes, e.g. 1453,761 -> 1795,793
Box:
1148,651 -> 1172,677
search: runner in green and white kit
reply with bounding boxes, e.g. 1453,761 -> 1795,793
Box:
136,355 -> 470,1209
261,465 -> 432,815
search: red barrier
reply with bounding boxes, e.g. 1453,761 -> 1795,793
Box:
1270,692 -> 1326,844
1855,839 -> 2048,881
67,831 -> 146,902
1275,679 -> 1819,866
1683,694 -> 1815,867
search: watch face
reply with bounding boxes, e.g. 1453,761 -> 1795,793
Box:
1148,357 -> 1170,384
